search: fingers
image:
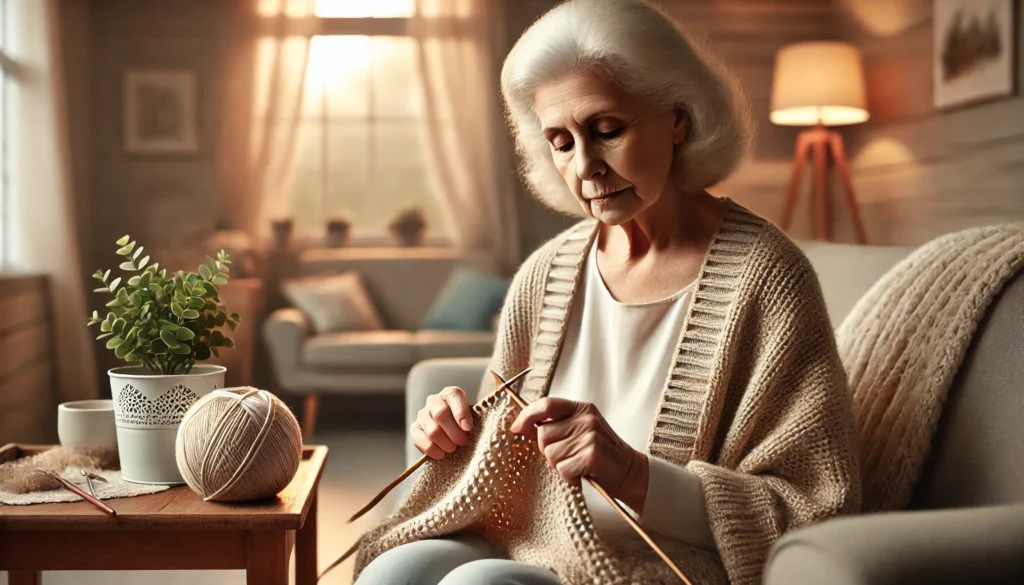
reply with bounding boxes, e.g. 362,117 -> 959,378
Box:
411,422 -> 445,460
442,386 -> 474,432
542,430 -> 596,483
417,402 -> 458,454
428,389 -> 470,447
412,386 -> 474,460
511,397 -> 583,436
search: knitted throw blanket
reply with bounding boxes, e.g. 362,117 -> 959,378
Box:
355,200 -> 861,585
837,223 -> 1024,513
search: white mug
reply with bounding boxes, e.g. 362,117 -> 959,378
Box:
57,400 -> 118,451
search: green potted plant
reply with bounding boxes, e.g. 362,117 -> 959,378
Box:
87,235 -> 241,484
388,207 -> 427,247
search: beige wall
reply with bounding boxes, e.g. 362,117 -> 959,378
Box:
834,0 -> 1024,245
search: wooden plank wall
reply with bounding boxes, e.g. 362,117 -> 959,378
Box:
0,276 -> 57,444
833,0 -> 1024,245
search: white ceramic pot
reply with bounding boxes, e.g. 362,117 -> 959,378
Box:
109,365 -> 226,485
58,399 -> 118,451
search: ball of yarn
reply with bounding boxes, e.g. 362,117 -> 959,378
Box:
175,387 -> 303,502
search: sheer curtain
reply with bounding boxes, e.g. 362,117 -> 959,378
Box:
218,0 -> 312,241
5,0 -> 97,402
413,0 -> 521,272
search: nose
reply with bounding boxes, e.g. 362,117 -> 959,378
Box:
575,142 -> 606,181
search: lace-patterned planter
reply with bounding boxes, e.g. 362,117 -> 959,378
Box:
109,365 -> 226,485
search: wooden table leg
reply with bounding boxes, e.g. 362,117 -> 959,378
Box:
296,492 -> 318,585
247,531 -> 289,585
8,571 -> 41,585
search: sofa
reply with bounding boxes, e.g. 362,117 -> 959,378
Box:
263,247 -> 500,437
403,239 -> 1024,583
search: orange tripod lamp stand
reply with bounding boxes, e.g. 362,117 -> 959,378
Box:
770,41 -> 869,244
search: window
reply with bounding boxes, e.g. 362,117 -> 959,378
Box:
256,0 -> 447,245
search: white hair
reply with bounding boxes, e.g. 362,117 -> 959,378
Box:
500,0 -> 752,216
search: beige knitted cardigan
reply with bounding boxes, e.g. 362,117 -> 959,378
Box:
838,223 -> 1024,513
354,201 -> 861,585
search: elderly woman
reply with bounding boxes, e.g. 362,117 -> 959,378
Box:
355,0 -> 860,584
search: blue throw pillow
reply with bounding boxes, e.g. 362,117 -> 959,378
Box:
422,268 -> 510,331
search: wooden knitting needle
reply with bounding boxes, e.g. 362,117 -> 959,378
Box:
491,371 -> 693,585
50,471 -> 117,517
346,366 -> 534,524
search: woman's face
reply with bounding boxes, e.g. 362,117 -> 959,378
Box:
532,70 -> 686,224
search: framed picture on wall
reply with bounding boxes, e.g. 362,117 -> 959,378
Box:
123,68 -> 199,155
933,0 -> 1015,109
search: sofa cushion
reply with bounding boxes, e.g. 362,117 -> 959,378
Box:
422,268 -> 510,331
283,272 -> 384,334
303,330 -> 416,369
413,330 -> 496,362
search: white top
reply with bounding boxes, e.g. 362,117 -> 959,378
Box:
548,238 -> 716,550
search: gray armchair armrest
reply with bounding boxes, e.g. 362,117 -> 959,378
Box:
405,357 -> 490,468
764,504 -> 1024,585
262,308 -> 312,390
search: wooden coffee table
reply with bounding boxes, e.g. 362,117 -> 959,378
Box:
0,444 -> 328,585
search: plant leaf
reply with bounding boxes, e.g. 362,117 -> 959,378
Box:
211,330 -> 225,345
103,269 -> 111,282
116,288 -> 130,304
125,350 -> 141,363
215,312 -> 227,327
96,332 -> 114,340
194,342 -> 211,360
198,264 -> 213,281
182,309 -> 200,320
128,276 -> 142,286
106,298 -> 122,308
211,275 -> 228,285
109,277 -> 121,292
116,235 -> 130,246
138,255 -> 150,270
176,327 -> 196,340
112,318 -> 126,336
115,343 -> 132,359
159,329 -> 178,347
133,246 -> 143,260
130,291 -> 144,308
116,242 -> 136,256
227,320 -> 237,331
171,344 -> 191,355
230,313 -> 240,321
222,338 -> 235,349
100,320 -> 113,333
93,287 -> 110,293
188,297 -> 205,310
211,347 -> 220,358
171,302 -> 184,318
120,261 -> 136,271
205,255 -> 218,271
106,336 -> 125,350
151,339 -> 169,355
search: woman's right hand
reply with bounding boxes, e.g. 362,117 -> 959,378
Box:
411,386 -> 475,460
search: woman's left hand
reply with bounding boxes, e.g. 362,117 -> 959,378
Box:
510,397 -> 649,513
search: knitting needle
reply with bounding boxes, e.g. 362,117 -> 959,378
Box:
50,471 -> 117,517
346,366 -> 534,524
491,371 -> 693,585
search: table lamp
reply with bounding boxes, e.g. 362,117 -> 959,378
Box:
771,41 -> 869,244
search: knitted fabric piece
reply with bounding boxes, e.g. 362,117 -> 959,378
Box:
837,223 -> 1024,513
357,200 -> 860,585
354,392 -> 725,584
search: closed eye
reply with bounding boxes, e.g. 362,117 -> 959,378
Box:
554,140 -> 574,153
596,128 -> 622,140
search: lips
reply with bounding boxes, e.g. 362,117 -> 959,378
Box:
587,186 -> 631,201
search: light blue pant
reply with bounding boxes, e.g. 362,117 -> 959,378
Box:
354,535 -> 564,585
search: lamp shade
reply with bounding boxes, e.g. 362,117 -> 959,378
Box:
770,41 -> 869,126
